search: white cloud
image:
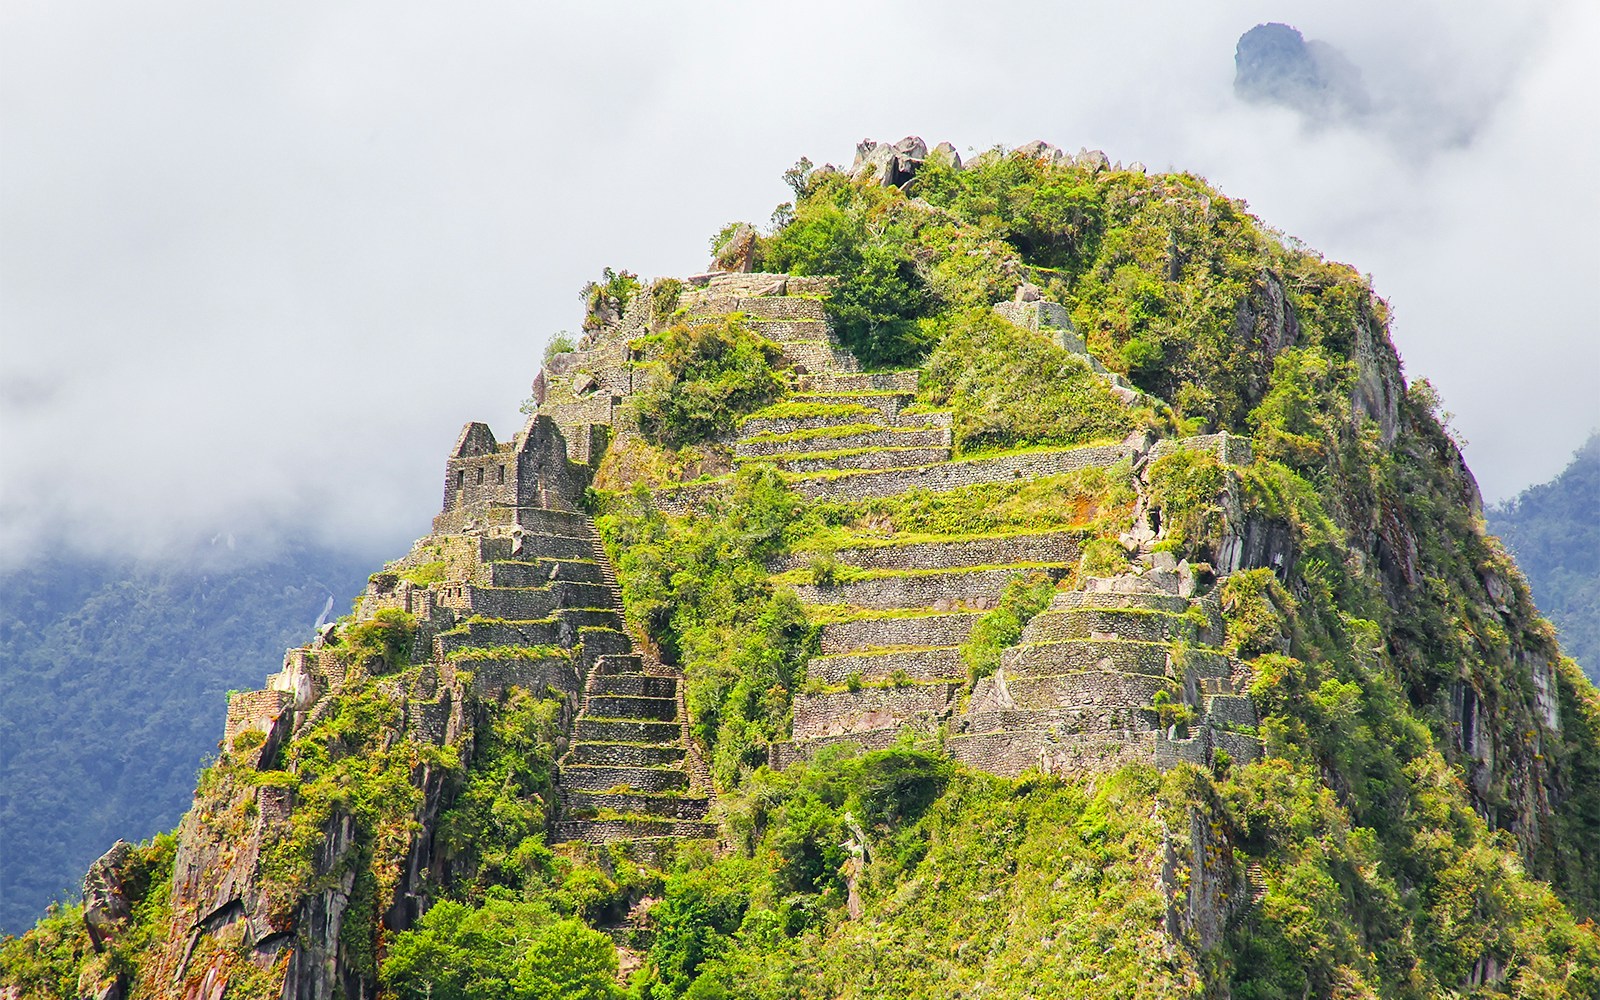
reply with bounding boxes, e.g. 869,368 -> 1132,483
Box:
2,0 -> 1594,570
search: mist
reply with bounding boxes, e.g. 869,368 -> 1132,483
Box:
3,0 -> 1595,571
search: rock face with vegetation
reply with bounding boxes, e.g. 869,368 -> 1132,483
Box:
5,138 -> 1599,1000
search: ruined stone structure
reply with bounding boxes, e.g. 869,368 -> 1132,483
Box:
529,265 -> 1267,787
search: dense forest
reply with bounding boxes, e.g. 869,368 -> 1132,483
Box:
1488,433 -> 1599,682
0,541 -> 371,935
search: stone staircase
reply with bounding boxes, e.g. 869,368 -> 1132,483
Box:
375,502 -> 714,849
685,282 -> 860,374
555,652 -> 715,843
552,525 -> 715,846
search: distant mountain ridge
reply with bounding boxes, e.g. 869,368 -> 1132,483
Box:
0,543 -> 371,935
1489,433 -> 1600,682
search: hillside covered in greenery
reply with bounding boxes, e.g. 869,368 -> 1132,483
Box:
1489,434 -> 1600,682
3,140 -> 1597,1000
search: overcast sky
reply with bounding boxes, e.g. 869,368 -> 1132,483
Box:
2,0 -> 1596,570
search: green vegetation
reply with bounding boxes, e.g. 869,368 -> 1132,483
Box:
633,316 -> 788,447
340,607 -> 419,673
582,267 -> 641,333
10,144 -> 1600,1000
920,310 -> 1133,454
762,179 -> 937,368
383,898 -> 622,1000
960,572 -> 1058,682
1488,433 -> 1600,681
597,467 -> 818,785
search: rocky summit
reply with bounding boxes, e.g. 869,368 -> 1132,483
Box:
5,138 -> 1598,1000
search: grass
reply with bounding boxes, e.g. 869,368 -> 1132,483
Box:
772,560 -> 1073,587
445,644 -> 569,663
742,401 -> 874,422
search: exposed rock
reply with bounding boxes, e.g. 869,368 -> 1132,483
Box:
711,223 -> 759,273
927,141 -> 962,169
83,841 -> 136,952
1015,139 -> 1068,166
1234,22 -> 1370,123
1075,148 -> 1110,171
850,136 -> 927,187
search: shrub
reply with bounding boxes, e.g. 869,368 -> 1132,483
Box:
919,310 -> 1132,455
579,267 -> 639,333
542,333 -> 577,362
633,317 -> 788,447
961,572 -> 1058,682
342,608 -> 419,673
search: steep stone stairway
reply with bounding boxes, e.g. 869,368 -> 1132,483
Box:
552,526 -> 715,846
380,504 -> 714,848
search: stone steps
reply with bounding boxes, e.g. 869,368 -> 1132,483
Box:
734,446 -> 951,475
574,718 -> 683,743
772,531 -> 1082,575
584,694 -> 679,721
560,764 -> 689,793
736,425 -> 951,457
567,742 -> 686,768
817,611 -> 983,654
590,673 -> 678,698
553,818 -> 719,843
790,565 -> 1070,612
562,790 -> 711,821
806,646 -> 965,686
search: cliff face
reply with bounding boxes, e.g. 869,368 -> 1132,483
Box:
5,139 -> 1598,1000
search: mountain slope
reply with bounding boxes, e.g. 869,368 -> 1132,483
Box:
0,544 -> 371,936
3,139 -> 1597,1000
1488,433 -> 1600,682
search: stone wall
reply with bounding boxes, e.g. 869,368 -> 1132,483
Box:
1000,639 -> 1172,679
741,446 -> 951,474
967,669 -> 1172,715
946,729 -> 1158,777
791,683 -> 959,741
770,531 -> 1082,574
806,647 -> 965,685
791,565 -> 1068,611
1149,432 -> 1254,467
818,612 -> 981,654
736,425 -> 950,458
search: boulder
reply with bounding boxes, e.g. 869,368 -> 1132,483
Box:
849,136 -> 927,187
711,223 -> 759,273
83,841 -> 136,952
928,141 -> 962,169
